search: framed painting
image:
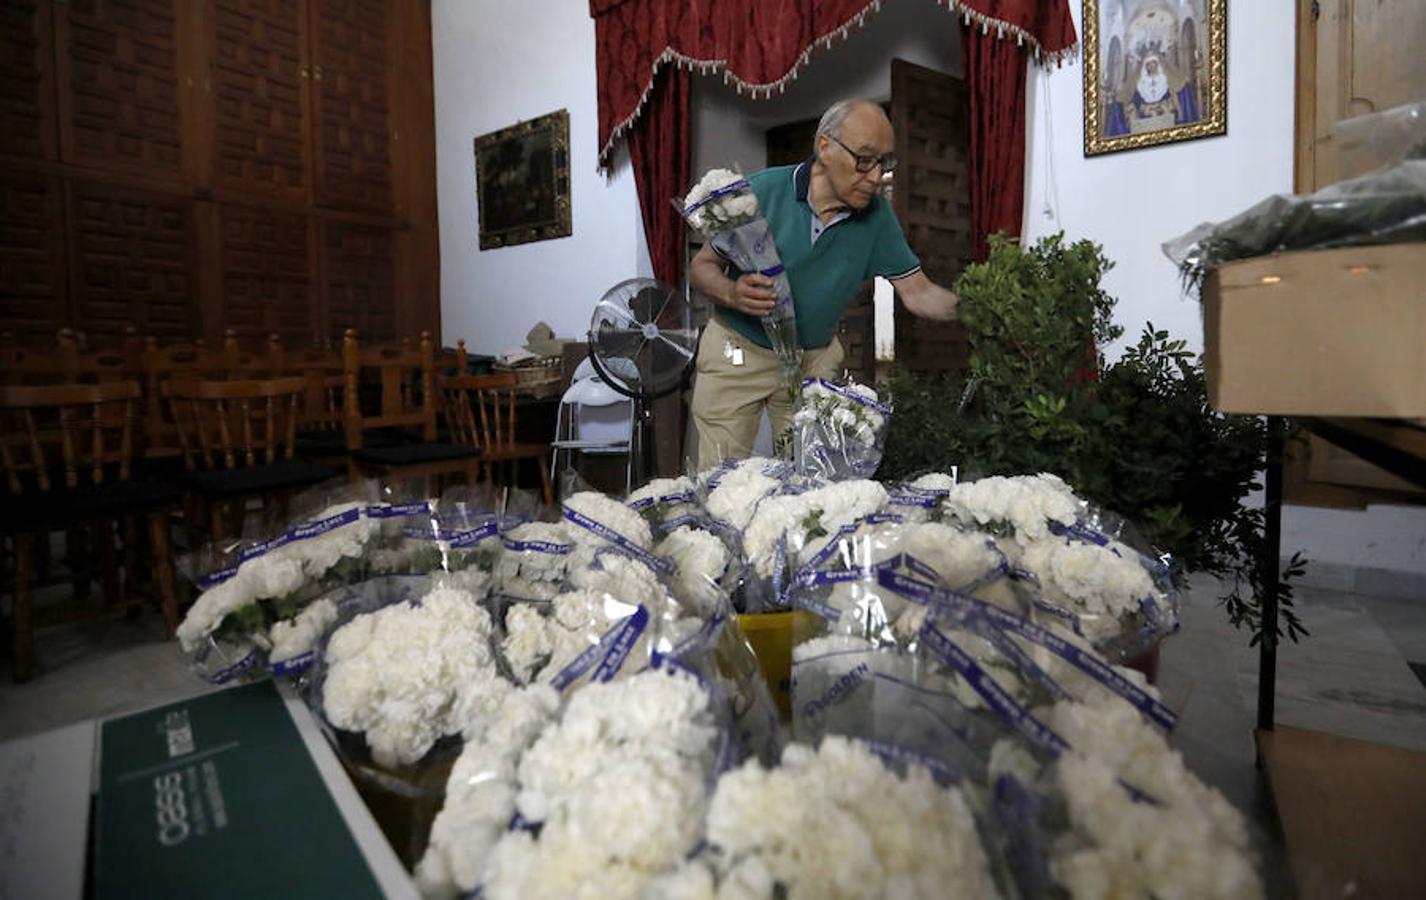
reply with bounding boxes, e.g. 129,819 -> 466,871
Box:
474,109 -> 572,249
1083,0 -> 1227,156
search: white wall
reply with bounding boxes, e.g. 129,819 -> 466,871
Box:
432,0 -> 651,357
1021,3 -> 1425,576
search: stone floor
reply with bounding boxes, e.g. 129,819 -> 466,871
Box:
3,569 -> 1425,898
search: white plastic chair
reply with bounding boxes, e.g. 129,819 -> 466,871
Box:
548,359 -> 635,494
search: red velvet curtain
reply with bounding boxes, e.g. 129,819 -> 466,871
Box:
625,66 -> 690,286
589,0 -> 1076,281
964,22 -> 1029,262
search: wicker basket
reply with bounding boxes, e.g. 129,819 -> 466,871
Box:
494,356 -> 562,397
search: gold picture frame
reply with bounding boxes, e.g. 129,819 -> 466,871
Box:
1083,0 -> 1227,156
474,109 -> 572,249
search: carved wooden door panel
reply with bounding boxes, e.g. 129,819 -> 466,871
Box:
889,57 -> 972,376
320,219 -> 396,340
0,1 -> 58,163
53,0 -> 183,178
66,181 -> 197,342
0,175 -> 69,342
310,0 -> 392,212
218,205 -> 313,341
211,0 -> 310,200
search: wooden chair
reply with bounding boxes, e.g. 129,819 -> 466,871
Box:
442,373 -> 555,507
168,376 -> 339,540
0,380 -> 180,682
139,336 -> 233,465
342,329 -> 480,488
2,328 -> 137,386
276,341 -> 372,464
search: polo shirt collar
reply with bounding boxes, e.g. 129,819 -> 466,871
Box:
794,157 -> 872,220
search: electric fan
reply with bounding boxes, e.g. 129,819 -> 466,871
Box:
586,278 -> 698,485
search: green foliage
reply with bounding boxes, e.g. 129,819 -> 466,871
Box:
880,232 -> 1307,648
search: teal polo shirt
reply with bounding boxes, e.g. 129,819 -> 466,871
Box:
715,160 -> 921,349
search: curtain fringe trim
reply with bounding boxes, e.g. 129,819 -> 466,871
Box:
596,0 -> 1078,169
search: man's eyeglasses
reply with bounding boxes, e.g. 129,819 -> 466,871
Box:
827,134 -> 898,174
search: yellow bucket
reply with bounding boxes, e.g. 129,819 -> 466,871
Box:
735,610 -> 817,722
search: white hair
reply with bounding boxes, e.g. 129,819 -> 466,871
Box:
813,99 -> 878,157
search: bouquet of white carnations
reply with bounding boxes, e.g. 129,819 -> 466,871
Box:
792,376 -> 893,480
989,697 -> 1264,900
177,481 -> 385,682
676,167 -> 801,395
937,473 -> 1180,660
480,665 -> 725,899
662,736 -> 1003,899
740,479 -> 888,611
312,578 -> 509,770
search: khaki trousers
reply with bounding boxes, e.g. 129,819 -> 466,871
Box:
690,315 -> 845,470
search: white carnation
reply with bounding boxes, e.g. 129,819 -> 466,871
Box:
743,480 -> 888,578
657,526 -> 730,605
416,684 -> 560,899
267,597 -> 338,664
568,552 -> 664,609
944,473 -> 1082,544
483,669 -> 717,899
1019,538 -> 1158,644
502,603 -> 555,684
701,737 -> 999,899
704,458 -> 784,531
563,490 -> 654,550
321,585 -> 501,767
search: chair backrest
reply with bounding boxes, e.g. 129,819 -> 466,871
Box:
0,380 -> 143,494
436,339 -> 470,376
275,341 -> 346,433
168,376 -> 306,471
342,329 -> 437,448
441,372 -> 521,450
2,328 -> 138,386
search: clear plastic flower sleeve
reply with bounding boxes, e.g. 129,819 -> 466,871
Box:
675,167 -> 802,392
793,376 -> 893,480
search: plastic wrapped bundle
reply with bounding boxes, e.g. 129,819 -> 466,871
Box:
989,697 -> 1263,900
663,736 -> 1002,900
676,168 -> 801,395
793,377 -> 893,480
177,481 -> 385,682
480,666 -> 725,900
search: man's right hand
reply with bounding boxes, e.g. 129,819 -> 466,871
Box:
725,273 -> 778,317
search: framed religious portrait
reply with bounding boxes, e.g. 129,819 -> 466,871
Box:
1083,0 -> 1226,156
474,109 -> 572,249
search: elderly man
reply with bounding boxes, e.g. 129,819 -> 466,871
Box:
687,98 -> 959,470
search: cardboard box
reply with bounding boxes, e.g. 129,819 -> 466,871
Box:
1202,242 -> 1426,416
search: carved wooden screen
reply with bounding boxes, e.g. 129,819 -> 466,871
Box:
54,0 -> 183,177
890,58 -> 972,377
0,175 -> 69,342
0,0 -> 437,349
218,205 -> 313,342
0,1 -> 58,162
310,0 -> 392,213
67,182 -> 197,341
321,219 -> 396,341
211,0 -> 311,199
